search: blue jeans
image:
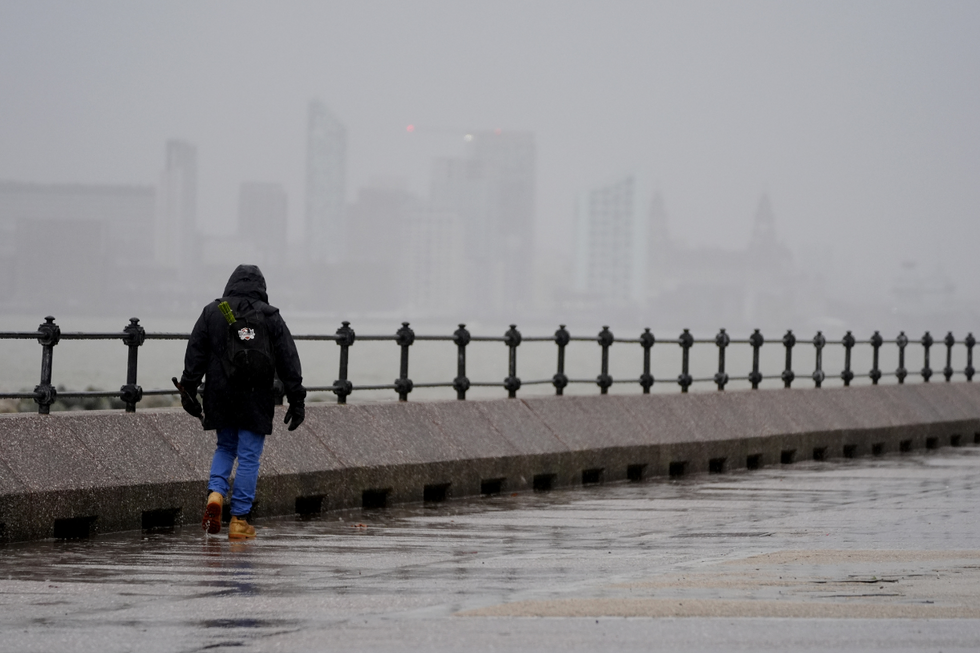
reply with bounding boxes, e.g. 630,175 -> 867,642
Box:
208,428 -> 266,517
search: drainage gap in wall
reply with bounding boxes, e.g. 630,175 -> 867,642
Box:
481,478 -> 505,496
843,445 -> 857,459
53,516 -> 97,540
141,508 -> 180,532
423,483 -> 450,503
0,522 -> 5,542
950,434 -> 962,447
900,440 -> 912,453
626,464 -> 647,482
295,495 -> 325,516
871,443 -> 885,456
746,454 -> 762,470
780,450 -> 796,465
668,461 -> 687,478
975,432 -> 980,445
533,474 -> 556,492
812,447 -> 827,462
362,488 -> 390,509
708,458 -> 726,474
582,468 -> 604,485
926,437 -> 938,450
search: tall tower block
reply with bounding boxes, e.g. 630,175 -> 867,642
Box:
156,140 -> 198,275
305,100 -> 347,266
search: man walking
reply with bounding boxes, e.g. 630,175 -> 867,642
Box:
179,264 -> 306,540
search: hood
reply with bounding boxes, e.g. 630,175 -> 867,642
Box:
222,264 -> 269,303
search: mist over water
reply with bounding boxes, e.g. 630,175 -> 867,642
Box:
1,2 -> 979,397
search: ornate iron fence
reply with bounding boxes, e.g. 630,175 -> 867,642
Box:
0,316 -> 975,414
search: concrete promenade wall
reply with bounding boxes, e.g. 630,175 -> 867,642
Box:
1,383 -> 979,542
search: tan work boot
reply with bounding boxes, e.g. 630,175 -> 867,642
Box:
228,515 -> 256,540
202,491 -> 223,535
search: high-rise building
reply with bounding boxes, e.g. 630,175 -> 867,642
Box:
238,182 -> 288,268
574,174 -> 648,305
429,131 -> 535,314
645,192 -> 674,302
344,182 -> 421,311
408,206 -> 465,315
305,100 -> 346,267
156,140 -> 198,274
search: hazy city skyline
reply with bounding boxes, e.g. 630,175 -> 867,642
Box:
0,2 -> 978,327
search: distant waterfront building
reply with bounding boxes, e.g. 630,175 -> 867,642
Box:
646,192 -> 672,301
237,182 -> 288,268
565,181 -> 801,329
650,193 -> 797,329
408,206 -> 466,314
574,174 -> 648,305
428,131 -> 535,314
305,100 -> 347,267
343,181 -> 422,312
156,140 -> 198,275
0,180 -> 155,308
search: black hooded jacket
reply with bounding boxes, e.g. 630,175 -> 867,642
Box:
180,265 -> 306,435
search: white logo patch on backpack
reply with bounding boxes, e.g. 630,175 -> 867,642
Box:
238,327 -> 256,341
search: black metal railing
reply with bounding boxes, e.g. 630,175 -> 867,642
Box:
0,316 -> 976,414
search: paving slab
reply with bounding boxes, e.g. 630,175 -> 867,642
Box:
59,411 -> 195,485
477,399 -> 566,455
141,409 -> 216,479
261,404 -> 346,475
0,413 -> 117,491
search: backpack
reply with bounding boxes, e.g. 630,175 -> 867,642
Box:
217,298 -> 276,393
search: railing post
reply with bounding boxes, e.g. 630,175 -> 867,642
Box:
677,329 -> 693,393
120,317 -> 145,412
841,331 -> 855,387
869,331 -> 883,385
34,316 -> 60,415
812,331 -> 826,388
453,324 -> 471,400
394,322 -> 414,401
966,333 -> 976,382
639,328 -> 654,394
748,329 -> 764,390
503,324 -> 522,398
781,330 -> 796,388
896,331 -> 908,384
943,332 -> 955,382
921,331 -> 933,382
596,326 -> 614,395
714,328 -> 730,391
553,325 -> 570,395
333,321 -> 355,404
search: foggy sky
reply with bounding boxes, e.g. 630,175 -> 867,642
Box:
1,1 -> 978,304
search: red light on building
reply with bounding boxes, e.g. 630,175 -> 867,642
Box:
406,124 -> 415,133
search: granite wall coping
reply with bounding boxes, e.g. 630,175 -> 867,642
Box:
0,382 -> 978,542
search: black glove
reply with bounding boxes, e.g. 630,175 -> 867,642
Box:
180,391 -> 203,419
176,378 -> 203,418
284,402 -> 305,431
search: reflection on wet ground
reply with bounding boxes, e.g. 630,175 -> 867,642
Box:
1,448 -> 979,652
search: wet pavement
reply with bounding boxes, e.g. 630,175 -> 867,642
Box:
2,448 -> 979,652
